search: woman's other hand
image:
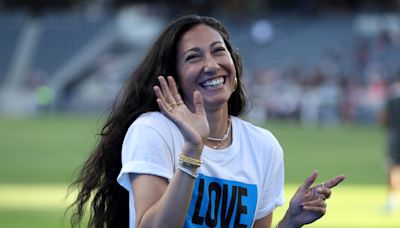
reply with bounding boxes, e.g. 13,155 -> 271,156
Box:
280,170 -> 346,227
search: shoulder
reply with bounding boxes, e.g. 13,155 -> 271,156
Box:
133,111 -> 170,126
233,117 -> 283,158
121,112 -> 181,157
125,112 -> 178,139
233,117 -> 280,145
130,112 -> 173,130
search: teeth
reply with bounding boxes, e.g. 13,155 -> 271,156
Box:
200,77 -> 224,88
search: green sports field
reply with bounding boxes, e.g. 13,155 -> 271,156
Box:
0,116 -> 399,227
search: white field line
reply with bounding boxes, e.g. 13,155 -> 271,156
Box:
0,184 -> 75,210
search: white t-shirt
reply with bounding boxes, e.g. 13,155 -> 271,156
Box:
117,112 -> 285,228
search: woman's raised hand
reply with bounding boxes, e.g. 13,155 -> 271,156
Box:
153,76 -> 209,152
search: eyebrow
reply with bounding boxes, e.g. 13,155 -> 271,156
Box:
182,41 -> 224,56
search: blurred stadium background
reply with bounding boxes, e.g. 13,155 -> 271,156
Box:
1,0 -> 400,227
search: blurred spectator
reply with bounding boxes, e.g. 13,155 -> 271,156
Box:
380,72 -> 400,213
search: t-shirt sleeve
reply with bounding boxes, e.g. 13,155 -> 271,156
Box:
255,139 -> 285,220
117,120 -> 175,192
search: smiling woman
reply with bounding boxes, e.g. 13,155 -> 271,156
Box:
68,15 -> 345,228
176,24 -> 237,112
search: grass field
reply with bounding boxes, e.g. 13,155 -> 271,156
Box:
0,115 -> 399,227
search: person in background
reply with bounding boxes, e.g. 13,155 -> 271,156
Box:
68,15 -> 346,228
381,72 -> 400,213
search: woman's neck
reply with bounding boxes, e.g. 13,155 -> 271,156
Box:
205,106 -> 231,149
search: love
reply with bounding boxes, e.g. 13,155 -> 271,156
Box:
191,178 -> 248,227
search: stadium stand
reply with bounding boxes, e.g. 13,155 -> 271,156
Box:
0,4 -> 399,121
32,12 -> 110,78
0,12 -> 24,86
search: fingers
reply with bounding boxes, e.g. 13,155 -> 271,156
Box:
154,77 -> 171,111
302,206 -> 326,215
167,76 -> 184,103
159,76 -> 176,104
154,76 -> 185,113
317,187 -> 331,200
300,170 -> 318,192
154,87 -> 169,113
312,174 -> 345,201
302,199 -> 327,214
322,175 -> 346,189
193,91 -> 205,115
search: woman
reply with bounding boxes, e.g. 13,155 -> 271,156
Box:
69,15 -> 345,228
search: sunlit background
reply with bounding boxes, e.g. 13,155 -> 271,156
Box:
0,0 -> 400,227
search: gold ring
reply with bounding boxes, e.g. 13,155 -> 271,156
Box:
167,106 -> 174,111
176,101 -> 184,106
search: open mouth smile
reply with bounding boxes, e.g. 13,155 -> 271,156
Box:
199,77 -> 225,90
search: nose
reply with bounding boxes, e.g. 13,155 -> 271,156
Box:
203,55 -> 220,75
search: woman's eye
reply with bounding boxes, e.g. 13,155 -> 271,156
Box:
185,54 -> 200,62
214,47 -> 226,54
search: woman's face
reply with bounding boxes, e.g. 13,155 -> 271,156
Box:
176,24 -> 237,112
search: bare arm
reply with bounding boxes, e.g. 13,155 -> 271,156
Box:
253,213 -> 273,228
131,144 -> 199,227
131,76 -> 209,227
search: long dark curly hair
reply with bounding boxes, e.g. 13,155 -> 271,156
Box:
68,15 -> 248,227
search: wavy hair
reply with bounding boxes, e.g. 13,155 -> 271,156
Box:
68,15 -> 248,227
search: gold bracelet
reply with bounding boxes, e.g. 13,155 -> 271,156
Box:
178,154 -> 202,164
179,160 -> 201,168
178,154 -> 202,168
